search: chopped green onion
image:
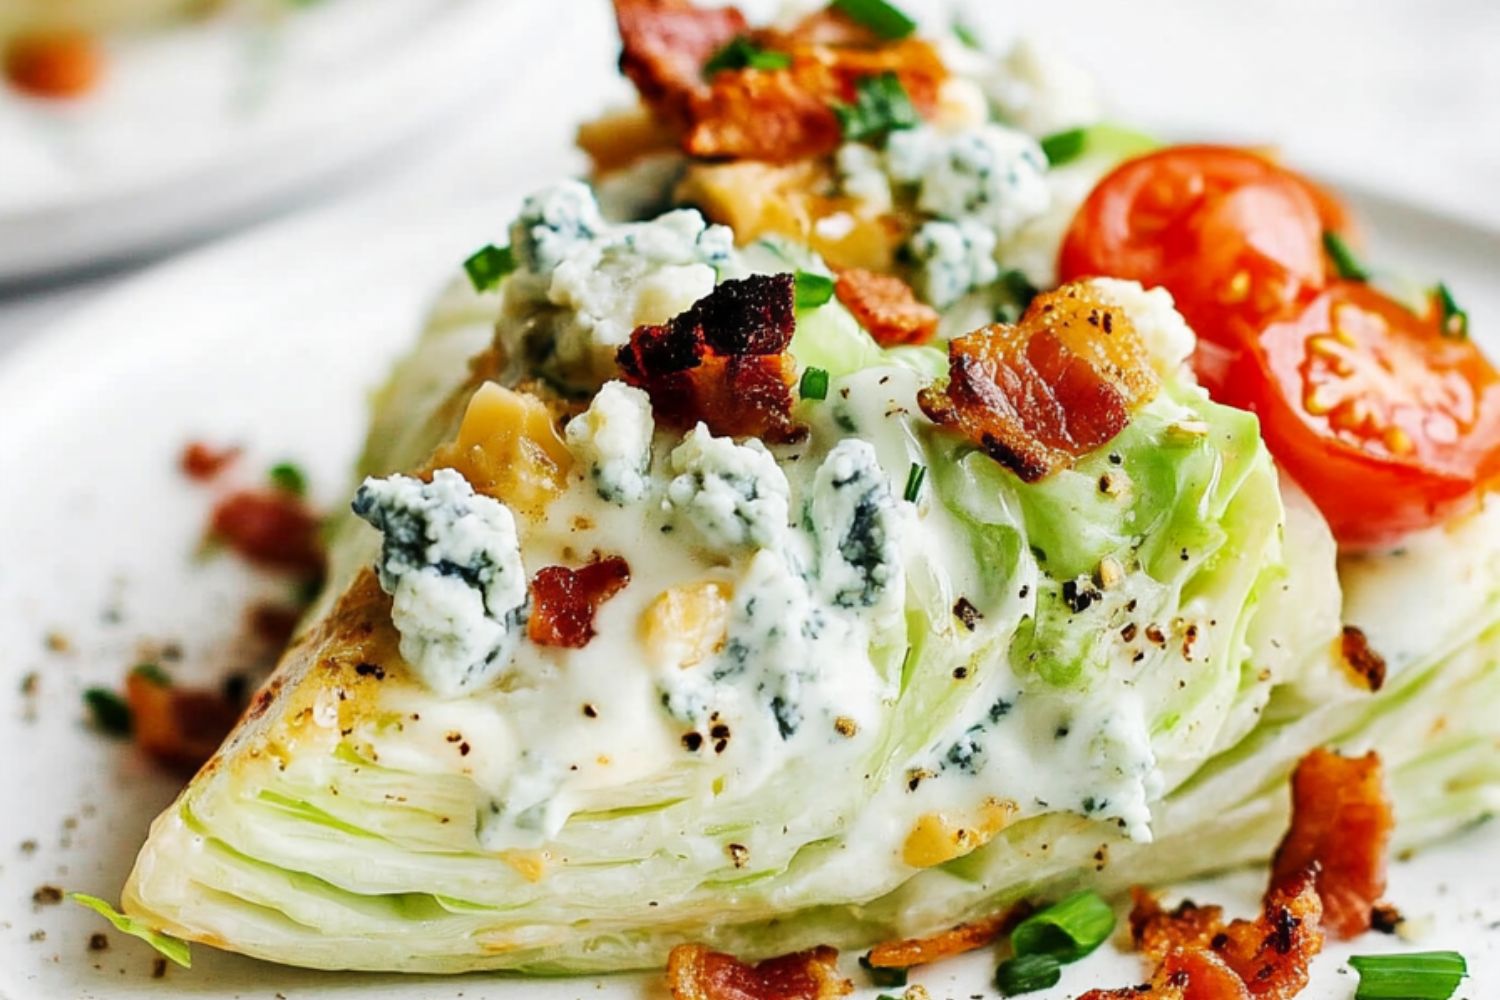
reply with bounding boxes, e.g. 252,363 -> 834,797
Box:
1040,128 -> 1087,167
703,36 -> 792,77
1434,282 -> 1469,339
795,270 -> 836,308
799,366 -> 830,401
268,461 -> 308,497
903,462 -> 926,503
1350,951 -> 1467,1000
951,19 -> 983,50
833,72 -> 919,143
995,952 -> 1062,996
859,953 -> 908,987
1010,890 -> 1116,963
131,663 -> 171,687
1323,231 -> 1370,282
463,243 -> 516,293
84,688 -> 131,737
832,0 -> 917,40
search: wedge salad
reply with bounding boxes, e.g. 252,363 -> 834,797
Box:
90,0 -> 1499,993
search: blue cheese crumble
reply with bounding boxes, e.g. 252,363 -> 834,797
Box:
907,219 -> 1000,309
500,181 -> 737,389
885,124 -> 1050,240
806,440 -> 904,609
565,380 -> 655,505
664,424 -> 790,551
351,469 -> 528,697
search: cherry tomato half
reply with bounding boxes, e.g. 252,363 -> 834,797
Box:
1222,282 -> 1500,548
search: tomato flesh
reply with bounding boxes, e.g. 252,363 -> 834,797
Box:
1223,282 -> 1500,547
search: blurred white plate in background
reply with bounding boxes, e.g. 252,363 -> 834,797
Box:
0,162 -> 1495,997
0,0 -> 543,283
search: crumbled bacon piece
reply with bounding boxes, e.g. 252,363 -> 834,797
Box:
1099,869 -> 1324,1000
614,0 -> 747,122
864,906 -> 1024,971
528,557 -> 632,649
1271,749 -> 1393,939
180,441 -> 242,481
835,268 -> 939,346
4,32 -> 102,99
613,0 -> 947,163
666,943 -> 852,1000
209,489 -> 325,576
125,671 -> 243,774
248,602 -> 302,648
918,283 -> 1158,482
618,273 -> 804,442
1338,626 -> 1387,692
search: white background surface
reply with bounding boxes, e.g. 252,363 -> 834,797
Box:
0,2 -> 1496,998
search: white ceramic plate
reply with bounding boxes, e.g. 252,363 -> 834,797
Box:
0,0 -> 548,284
0,178 -> 1496,999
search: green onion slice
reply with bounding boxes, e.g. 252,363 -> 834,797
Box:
833,72 -> 919,142
903,462 -> 926,503
1010,890 -> 1116,963
1350,951 -> 1467,1000
463,243 -> 516,293
84,688 -> 131,737
131,663 -> 171,687
268,461 -> 308,497
1323,231 -> 1371,282
1434,282 -> 1469,339
832,0 -> 917,40
799,366 -> 830,401
795,270 -> 836,309
703,36 -> 792,77
951,19 -> 983,50
995,952 -> 1062,996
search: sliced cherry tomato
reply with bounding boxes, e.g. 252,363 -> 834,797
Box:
1058,145 -> 1347,390
1222,282 -> 1500,548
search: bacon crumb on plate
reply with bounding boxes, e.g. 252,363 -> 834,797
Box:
864,906 -> 1026,971
1271,748 -> 1393,939
919,282 -> 1158,482
618,273 -> 804,442
125,670 -> 243,774
180,441 -> 242,482
528,556 -> 632,649
835,268 -> 939,346
4,31 -> 103,99
209,489 -> 325,577
666,943 -> 852,1000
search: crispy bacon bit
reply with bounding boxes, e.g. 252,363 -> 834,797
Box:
210,489 -> 325,576
618,273 -> 804,442
613,0 -> 947,163
614,0 -> 747,122
528,557 -> 632,649
918,283 -> 1158,482
4,32 -> 103,99
1271,748 -> 1393,939
125,671 -> 243,774
248,603 -> 302,648
180,441 -> 242,481
864,906 -> 1026,971
835,268 -> 940,346
1338,626 -> 1387,692
666,943 -> 852,1000
1105,869 -> 1324,1000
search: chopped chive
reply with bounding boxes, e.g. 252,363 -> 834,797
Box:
1434,282 -> 1469,339
463,243 -> 516,293
1323,231 -> 1370,282
795,270 -> 836,309
1010,890 -> 1116,963
995,952 -> 1062,996
833,72 -> 919,143
84,688 -> 131,737
703,36 -> 792,77
268,461 -> 308,497
1040,128 -> 1087,167
1350,951 -> 1467,1000
832,0 -> 917,39
131,663 -> 171,687
859,953 -> 908,987
952,19 -> 983,49
799,366 -> 830,401
903,462 -> 927,503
